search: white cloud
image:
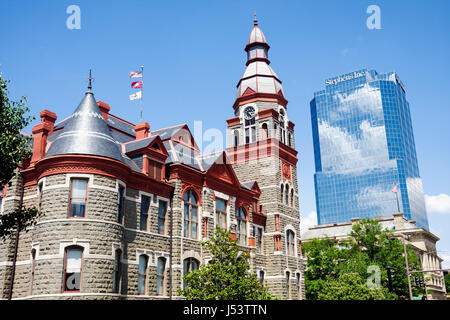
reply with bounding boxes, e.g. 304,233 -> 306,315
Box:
330,82 -> 383,121
300,211 -> 318,235
425,194 -> 450,214
356,184 -> 398,214
318,119 -> 392,174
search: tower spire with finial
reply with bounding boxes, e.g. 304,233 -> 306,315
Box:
253,12 -> 258,26
87,69 -> 93,93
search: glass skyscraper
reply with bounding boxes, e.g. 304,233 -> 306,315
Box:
310,69 -> 429,230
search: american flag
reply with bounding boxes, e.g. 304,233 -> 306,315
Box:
129,71 -> 143,78
391,185 -> 398,193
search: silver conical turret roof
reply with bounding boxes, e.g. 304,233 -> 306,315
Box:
45,87 -> 125,163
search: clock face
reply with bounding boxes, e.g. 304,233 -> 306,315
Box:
244,107 -> 255,120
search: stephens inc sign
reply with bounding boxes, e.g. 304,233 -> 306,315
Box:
325,71 -> 365,85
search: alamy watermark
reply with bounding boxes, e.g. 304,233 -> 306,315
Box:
366,5 -> 381,30
366,265 -> 381,289
66,5 -> 81,30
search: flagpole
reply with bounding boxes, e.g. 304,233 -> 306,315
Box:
394,185 -> 401,212
140,65 -> 144,122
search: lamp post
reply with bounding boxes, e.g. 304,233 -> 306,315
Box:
390,233 -> 413,300
386,266 -> 393,293
401,235 -> 414,300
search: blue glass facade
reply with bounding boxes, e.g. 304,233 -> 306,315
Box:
310,69 -> 429,230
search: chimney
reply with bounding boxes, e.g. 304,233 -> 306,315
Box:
134,122 -> 150,140
97,101 -> 110,122
30,110 -> 57,165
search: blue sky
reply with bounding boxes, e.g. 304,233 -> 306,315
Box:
1,1 -> 449,266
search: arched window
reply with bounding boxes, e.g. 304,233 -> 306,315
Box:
233,130 -> 239,147
38,182 -> 43,212
288,132 -> 292,147
279,109 -> 286,144
280,185 -> 284,203
261,123 -> 268,140
117,185 -> 125,223
138,255 -> 148,295
63,246 -> 83,292
30,249 -> 36,295
236,207 -> 247,246
184,190 -> 198,239
140,195 -> 150,231
113,249 -> 122,293
254,226 -> 263,254
290,189 -> 294,207
285,185 -> 289,205
259,270 -> 265,285
158,201 -> 167,234
156,257 -> 166,295
183,258 -> 199,290
286,230 -> 295,256
286,271 -> 291,299
215,198 -> 227,230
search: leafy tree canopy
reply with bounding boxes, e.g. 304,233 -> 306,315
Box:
0,74 -> 41,238
0,205 -> 42,240
0,74 -> 34,187
303,219 -> 422,300
318,272 -> 393,300
179,227 -> 276,300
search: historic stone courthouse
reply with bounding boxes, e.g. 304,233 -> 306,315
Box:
0,18 -> 305,299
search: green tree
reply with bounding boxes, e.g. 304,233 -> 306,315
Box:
318,272 -> 392,300
179,228 -> 276,300
0,74 -> 42,299
303,219 -> 422,300
302,237 -> 348,300
347,219 -> 422,299
0,75 -> 34,187
0,205 -> 42,241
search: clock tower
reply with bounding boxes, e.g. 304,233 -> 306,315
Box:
226,17 -> 305,299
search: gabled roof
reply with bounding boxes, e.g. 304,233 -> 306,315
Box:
197,151 -> 224,172
241,181 -> 261,194
203,151 -> 241,187
150,124 -> 199,151
150,124 -> 186,141
124,136 -> 159,153
163,140 -> 202,171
